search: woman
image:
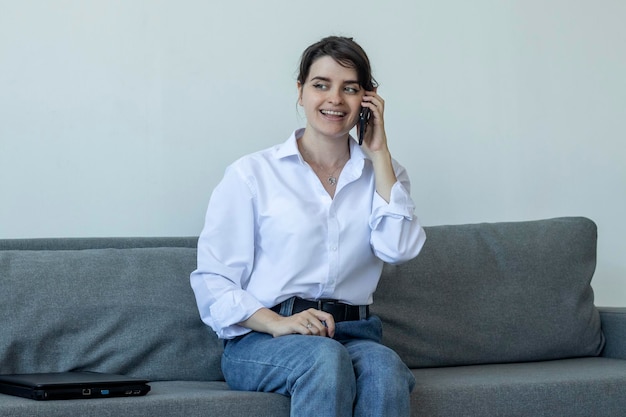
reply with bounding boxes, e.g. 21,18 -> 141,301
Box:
191,36 -> 426,417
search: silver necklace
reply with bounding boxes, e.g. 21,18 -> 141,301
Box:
312,160 -> 344,187
300,147 -> 349,188
327,170 -> 340,186
317,155 -> 349,187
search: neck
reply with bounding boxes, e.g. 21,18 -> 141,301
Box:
298,130 -> 350,167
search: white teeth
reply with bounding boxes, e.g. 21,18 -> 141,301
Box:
321,110 -> 345,116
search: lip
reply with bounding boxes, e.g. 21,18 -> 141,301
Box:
320,109 -> 347,120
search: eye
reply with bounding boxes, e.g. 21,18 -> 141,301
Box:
344,86 -> 360,94
313,83 -> 328,90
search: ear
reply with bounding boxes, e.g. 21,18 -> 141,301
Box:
297,81 -> 303,105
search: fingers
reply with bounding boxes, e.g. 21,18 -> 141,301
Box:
267,309 -> 336,338
295,309 -> 336,338
360,91 -> 385,138
361,91 -> 385,119
359,91 -> 389,151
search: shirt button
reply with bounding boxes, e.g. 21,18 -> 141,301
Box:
331,246 -> 338,251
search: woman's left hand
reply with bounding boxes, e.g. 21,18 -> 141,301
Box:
357,90 -> 398,203
358,90 -> 389,154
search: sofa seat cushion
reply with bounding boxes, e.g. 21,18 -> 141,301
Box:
373,217 -> 605,367
411,357 -> 626,417
0,381 -> 290,417
0,240 -> 223,381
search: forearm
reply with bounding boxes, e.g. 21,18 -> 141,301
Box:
370,149 -> 396,203
239,306 -> 336,338
239,307 -> 284,337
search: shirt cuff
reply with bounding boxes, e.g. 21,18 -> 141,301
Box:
370,181 -> 415,229
210,290 -> 264,339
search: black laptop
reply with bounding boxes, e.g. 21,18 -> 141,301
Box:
0,371 -> 151,400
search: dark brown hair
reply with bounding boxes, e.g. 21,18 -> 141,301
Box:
297,36 -> 378,91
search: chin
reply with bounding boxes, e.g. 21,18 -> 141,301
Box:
324,130 -> 352,141
315,124 -> 352,140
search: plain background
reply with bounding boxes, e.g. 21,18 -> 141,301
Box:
1,1 -> 624,306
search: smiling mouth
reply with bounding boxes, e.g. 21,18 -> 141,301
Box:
320,110 -> 346,117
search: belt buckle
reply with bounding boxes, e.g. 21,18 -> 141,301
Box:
318,299 -> 346,321
317,299 -> 336,310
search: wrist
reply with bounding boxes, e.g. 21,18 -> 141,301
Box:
369,148 -> 392,168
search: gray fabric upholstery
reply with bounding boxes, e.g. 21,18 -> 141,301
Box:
0,381 -> 290,417
599,307 -> 626,359
373,217 -> 605,368
1,218 -> 623,416
0,236 -> 198,251
0,241 -> 223,381
411,357 -> 626,417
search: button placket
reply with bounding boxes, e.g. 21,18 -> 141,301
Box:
325,205 -> 340,294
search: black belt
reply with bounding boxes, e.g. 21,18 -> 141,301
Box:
270,297 -> 368,322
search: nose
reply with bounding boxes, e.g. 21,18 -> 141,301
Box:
327,87 -> 343,105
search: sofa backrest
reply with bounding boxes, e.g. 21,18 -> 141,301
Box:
1,217 -> 606,379
0,237 -> 224,382
372,216 -> 606,368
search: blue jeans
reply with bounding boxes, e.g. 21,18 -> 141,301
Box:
222,316 -> 415,417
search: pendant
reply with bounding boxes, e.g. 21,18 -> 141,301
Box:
328,176 -> 337,186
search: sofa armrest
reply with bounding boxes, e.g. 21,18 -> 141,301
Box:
599,307 -> 626,359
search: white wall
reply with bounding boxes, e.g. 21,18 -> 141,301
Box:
1,1 -> 624,306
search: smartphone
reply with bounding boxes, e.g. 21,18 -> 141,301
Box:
358,107 -> 371,146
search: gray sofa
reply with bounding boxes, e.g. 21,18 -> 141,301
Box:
1,216 -> 625,416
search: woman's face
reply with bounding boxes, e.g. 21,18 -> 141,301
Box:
298,56 -> 364,141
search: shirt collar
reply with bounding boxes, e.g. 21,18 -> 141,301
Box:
274,128 -> 305,160
274,128 -> 368,164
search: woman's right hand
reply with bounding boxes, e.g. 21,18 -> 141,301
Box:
240,308 -> 336,338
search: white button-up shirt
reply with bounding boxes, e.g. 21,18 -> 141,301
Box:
190,129 -> 426,339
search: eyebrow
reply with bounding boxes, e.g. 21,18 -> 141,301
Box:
310,76 -> 360,85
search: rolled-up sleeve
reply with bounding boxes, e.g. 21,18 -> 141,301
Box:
369,165 -> 426,264
190,165 -> 264,339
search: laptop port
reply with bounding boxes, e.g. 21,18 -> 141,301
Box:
82,389 -> 91,395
